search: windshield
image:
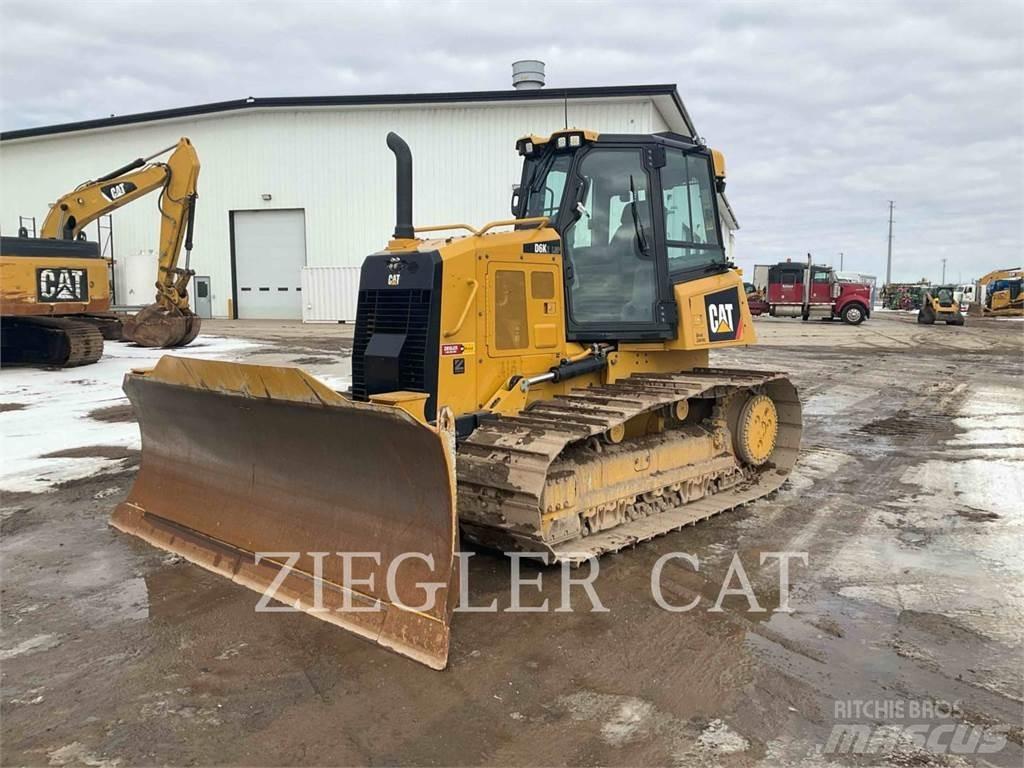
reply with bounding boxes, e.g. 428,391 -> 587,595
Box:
660,149 -> 726,276
522,152 -> 572,220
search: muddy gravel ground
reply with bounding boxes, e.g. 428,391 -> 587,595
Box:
2,313 -> 1021,767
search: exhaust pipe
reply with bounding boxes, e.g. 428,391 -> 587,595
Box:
386,132 -> 414,239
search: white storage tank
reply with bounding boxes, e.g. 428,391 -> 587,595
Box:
115,249 -> 158,309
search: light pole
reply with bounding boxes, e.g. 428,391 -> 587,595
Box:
886,201 -> 895,285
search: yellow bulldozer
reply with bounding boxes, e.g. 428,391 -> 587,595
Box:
111,130 -> 802,669
0,138 -> 202,366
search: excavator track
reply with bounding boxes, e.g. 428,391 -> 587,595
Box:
456,368 -> 801,563
1,317 -> 104,367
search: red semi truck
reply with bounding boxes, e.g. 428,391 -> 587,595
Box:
750,259 -> 872,325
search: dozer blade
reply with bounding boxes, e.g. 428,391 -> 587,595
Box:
111,357 -> 459,669
122,304 -> 201,348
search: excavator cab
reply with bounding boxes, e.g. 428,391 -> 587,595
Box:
987,278 -> 1024,314
112,130 -> 801,670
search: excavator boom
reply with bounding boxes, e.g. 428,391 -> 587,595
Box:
41,138 -> 203,347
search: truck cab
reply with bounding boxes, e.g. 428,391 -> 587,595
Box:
765,259 -> 871,325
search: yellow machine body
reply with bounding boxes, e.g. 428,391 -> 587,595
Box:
0,246 -> 111,318
918,286 -> 965,326
386,224 -> 758,420
113,129 -> 802,669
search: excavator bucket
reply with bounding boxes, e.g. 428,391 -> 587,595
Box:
122,305 -> 202,348
111,357 -> 460,669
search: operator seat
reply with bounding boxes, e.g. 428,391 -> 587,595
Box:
610,205 -> 657,322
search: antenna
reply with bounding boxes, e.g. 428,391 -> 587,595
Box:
563,90 -> 568,129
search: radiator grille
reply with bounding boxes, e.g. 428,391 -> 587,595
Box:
351,288 -> 432,401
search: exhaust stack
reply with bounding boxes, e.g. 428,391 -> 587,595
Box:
386,132 -> 414,239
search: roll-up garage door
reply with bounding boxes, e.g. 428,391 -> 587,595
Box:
233,209 -> 306,319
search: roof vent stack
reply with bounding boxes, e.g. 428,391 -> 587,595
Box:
512,60 -> 545,90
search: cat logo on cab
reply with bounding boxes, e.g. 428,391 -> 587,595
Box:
703,287 -> 741,342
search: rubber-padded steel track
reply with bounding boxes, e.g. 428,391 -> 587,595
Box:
456,368 -> 801,562
1,317 -> 104,367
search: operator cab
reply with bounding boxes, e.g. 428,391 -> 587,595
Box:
512,130 -> 729,342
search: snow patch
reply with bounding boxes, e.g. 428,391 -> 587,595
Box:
0,633 -> 62,660
48,742 -> 122,768
0,336 -> 255,493
696,719 -> 750,754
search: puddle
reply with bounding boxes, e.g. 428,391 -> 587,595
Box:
801,385 -> 871,416
900,459 -> 1022,518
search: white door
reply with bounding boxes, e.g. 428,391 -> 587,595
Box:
193,276 -> 212,319
233,209 -> 306,319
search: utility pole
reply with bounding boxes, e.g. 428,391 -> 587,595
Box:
886,201 -> 895,285
941,258 -> 947,284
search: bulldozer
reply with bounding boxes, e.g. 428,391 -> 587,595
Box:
0,138 -> 202,366
918,285 -> 965,326
111,130 -> 802,669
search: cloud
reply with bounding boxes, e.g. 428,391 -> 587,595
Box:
1,0 -> 1021,281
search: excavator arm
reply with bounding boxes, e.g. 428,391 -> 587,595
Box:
40,138 -> 202,347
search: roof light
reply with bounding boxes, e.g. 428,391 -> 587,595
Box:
516,137 -> 539,156
556,136 -> 567,149
569,134 -> 581,147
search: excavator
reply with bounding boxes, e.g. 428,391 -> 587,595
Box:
0,138 -> 201,366
111,130 -> 802,669
978,268 -> 1023,317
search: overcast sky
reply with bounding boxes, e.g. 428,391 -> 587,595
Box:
2,0 -> 1021,282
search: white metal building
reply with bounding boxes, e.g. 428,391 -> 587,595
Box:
0,80 -> 739,320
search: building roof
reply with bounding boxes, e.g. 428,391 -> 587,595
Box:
0,84 -> 696,142
1,83 -> 737,228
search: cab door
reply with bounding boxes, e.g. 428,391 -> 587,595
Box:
809,268 -> 832,304
557,144 -> 675,341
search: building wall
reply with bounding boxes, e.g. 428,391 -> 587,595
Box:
1,98 -> 666,316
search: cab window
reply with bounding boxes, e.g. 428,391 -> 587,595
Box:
661,149 -> 725,275
523,153 -> 571,220
563,148 -> 657,324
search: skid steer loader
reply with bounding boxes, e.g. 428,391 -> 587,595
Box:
918,286 -> 965,325
112,130 -> 802,669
